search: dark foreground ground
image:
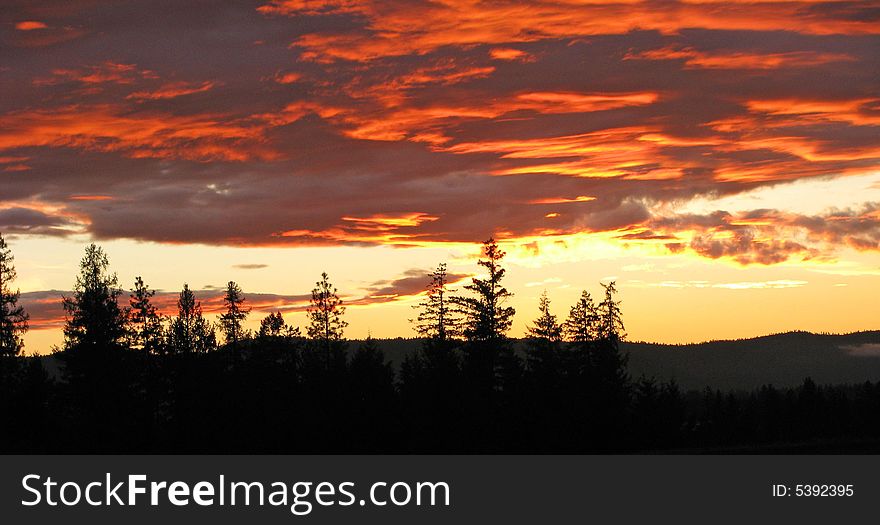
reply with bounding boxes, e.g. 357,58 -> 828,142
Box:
3,330 -> 880,454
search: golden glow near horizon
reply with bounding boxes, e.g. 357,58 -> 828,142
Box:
2,1 -> 879,353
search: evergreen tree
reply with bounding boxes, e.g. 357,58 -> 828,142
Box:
168,284 -> 216,354
527,291 -> 562,342
306,272 -> 348,369
219,281 -> 250,346
127,276 -> 164,353
412,263 -> 460,376
591,281 -> 630,436
562,290 -> 599,380
0,234 -> 28,358
597,281 -> 626,341
62,244 -> 126,351
412,263 -> 458,341
563,290 -> 599,343
455,238 -> 515,342
259,311 -> 300,339
526,291 -> 562,373
454,238 -> 520,392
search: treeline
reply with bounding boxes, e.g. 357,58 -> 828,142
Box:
2,234 -> 880,452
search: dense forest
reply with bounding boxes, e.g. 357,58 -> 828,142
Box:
2,234 -> 880,453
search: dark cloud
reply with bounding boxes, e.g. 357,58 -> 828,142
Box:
0,0 -> 877,255
0,207 -> 80,236
232,263 -> 269,270
354,268 -> 469,305
635,203 -> 880,264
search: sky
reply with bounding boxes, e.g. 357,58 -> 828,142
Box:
1,0 -> 879,353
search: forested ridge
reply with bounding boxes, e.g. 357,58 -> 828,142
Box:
2,234 -> 880,453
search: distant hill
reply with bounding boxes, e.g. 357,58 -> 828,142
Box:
622,331 -> 880,390
36,331 -> 880,392
368,331 -> 880,391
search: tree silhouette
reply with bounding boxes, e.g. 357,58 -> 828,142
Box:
168,284 -> 216,354
591,280 -> 630,440
455,238 -> 515,342
527,291 -> 562,342
0,234 -> 28,358
411,262 -> 461,379
306,272 -> 348,370
62,244 -> 126,352
219,281 -> 250,346
597,281 -> 625,341
454,238 -> 520,394
563,290 -> 599,343
259,311 -> 300,339
127,276 -> 164,353
562,289 -> 599,382
412,263 -> 458,341
9,235 -> 880,454
526,291 -> 562,373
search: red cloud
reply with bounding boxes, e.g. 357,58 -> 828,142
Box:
16,21 -> 48,31
127,81 -> 216,101
33,61 -> 157,86
0,105 -> 276,162
260,0 -> 880,62
625,46 -> 855,70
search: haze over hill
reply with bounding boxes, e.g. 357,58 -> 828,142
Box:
368,331 -> 880,391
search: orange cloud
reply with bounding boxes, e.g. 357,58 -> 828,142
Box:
314,91 -> 657,143
745,98 -> 880,126
530,196 -> 597,204
341,212 -> 440,228
34,61 -> 157,86
0,155 -> 31,172
447,126 -> 691,179
272,71 -> 302,84
277,212 -> 442,245
489,47 -> 533,61
126,81 -> 216,100
69,195 -> 114,201
0,105 -> 276,162
338,58 -> 497,110
261,0 -> 880,62
16,21 -> 48,31
626,46 -> 855,69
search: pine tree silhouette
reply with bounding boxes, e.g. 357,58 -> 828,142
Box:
127,276 -> 164,353
412,263 -> 459,341
0,234 -> 28,358
306,272 -> 348,371
412,262 -> 460,375
219,281 -> 250,346
168,284 -> 216,354
597,281 -> 626,341
454,238 -> 521,399
563,290 -> 599,343
455,238 -> 515,342
62,244 -> 126,352
5,235 -> 879,454
526,291 -> 562,375
259,311 -> 300,339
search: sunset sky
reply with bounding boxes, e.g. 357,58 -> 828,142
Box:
1,0 -> 879,353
